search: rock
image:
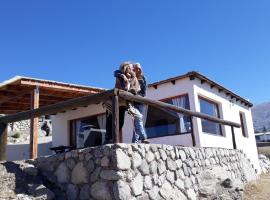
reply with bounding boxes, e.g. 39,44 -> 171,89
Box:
94,148 -> 103,158
150,145 -> 158,152
173,189 -> 187,200
182,163 -> 190,176
189,148 -> 196,159
159,181 -> 172,199
71,162 -> 88,184
175,178 -> 185,190
116,149 -> 131,170
132,153 -> 142,169
90,167 -> 101,182
85,153 -> 93,161
176,169 -> 185,180
149,161 -> 157,174
179,149 -> 187,161
159,149 -> 167,160
148,186 -> 160,200
91,181 -> 112,200
100,156 -> 110,167
167,157 -> 177,171
131,174 -> 143,196
28,184 -> 55,200
157,161 -> 166,175
186,189 -> 197,200
166,171 -> 175,184
100,170 -> 121,181
113,180 -> 131,200
79,185 -> 90,200
170,150 -> 176,159
55,162 -> 70,183
176,159 -> 183,169
87,160 -> 95,173
67,184 -> 79,200
184,178 -> 192,189
139,160 -> 150,175
146,152 -> 155,163
199,186 -> 216,198
65,158 -> 76,170
205,148 -> 213,158
144,176 -> 152,190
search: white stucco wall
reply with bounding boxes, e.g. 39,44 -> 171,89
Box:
51,104 -> 105,147
192,79 -> 260,173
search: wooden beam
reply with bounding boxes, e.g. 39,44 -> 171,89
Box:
0,89 -> 114,124
118,90 -> 241,128
30,87 -> 39,159
0,123 -> 7,161
20,79 -> 101,93
112,95 -> 120,143
0,90 -> 31,105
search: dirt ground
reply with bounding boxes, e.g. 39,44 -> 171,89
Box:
243,173 -> 270,200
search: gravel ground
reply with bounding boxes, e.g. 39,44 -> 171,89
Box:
243,173 -> 270,200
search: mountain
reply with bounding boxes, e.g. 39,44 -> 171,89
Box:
252,102 -> 270,132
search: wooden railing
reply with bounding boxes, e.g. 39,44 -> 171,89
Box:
0,88 -> 241,160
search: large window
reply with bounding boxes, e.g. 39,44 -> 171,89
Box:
70,114 -> 106,148
199,97 -> 222,135
145,95 -> 192,138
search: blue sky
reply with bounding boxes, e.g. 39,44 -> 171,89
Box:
0,0 -> 269,104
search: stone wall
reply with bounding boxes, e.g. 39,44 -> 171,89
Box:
35,144 -> 258,200
259,154 -> 270,173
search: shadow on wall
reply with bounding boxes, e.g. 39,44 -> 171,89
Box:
6,139 -> 52,161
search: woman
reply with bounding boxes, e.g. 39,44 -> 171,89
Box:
105,62 -> 140,143
132,63 -> 149,143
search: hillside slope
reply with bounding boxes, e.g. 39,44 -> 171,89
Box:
252,102 -> 270,132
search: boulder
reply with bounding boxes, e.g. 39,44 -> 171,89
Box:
71,162 -> 88,184
91,181 -> 112,200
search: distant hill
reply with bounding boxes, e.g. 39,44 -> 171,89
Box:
252,102 -> 270,132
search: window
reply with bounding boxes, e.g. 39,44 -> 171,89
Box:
239,112 -> 248,137
199,97 -> 222,135
70,114 -> 106,148
145,95 -> 192,138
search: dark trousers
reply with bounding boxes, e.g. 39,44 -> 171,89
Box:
106,106 -> 126,141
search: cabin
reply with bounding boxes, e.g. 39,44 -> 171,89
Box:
51,71 -> 260,172
0,71 -> 260,173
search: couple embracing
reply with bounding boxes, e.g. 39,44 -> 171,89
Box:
105,61 -> 149,144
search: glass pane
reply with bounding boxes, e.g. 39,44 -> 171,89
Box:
145,95 -> 192,138
199,98 -> 221,135
75,115 -> 104,148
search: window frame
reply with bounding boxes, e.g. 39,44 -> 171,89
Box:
145,93 -> 193,139
198,96 -> 223,136
239,112 -> 248,138
69,112 -> 106,148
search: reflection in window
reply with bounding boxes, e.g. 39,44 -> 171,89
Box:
145,95 -> 192,138
73,114 -> 106,148
199,97 -> 222,135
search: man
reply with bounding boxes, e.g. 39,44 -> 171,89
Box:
132,63 -> 149,143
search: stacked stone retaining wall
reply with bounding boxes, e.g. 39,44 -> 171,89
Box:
35,144 -> 257,200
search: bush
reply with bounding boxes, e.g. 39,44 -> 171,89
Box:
11,132 -> 20,139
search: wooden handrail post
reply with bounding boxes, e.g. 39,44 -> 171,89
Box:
231,126 -> 237,149
112,95 -> 120,143
30,86 -> 39,159
0,123 -> 7,161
